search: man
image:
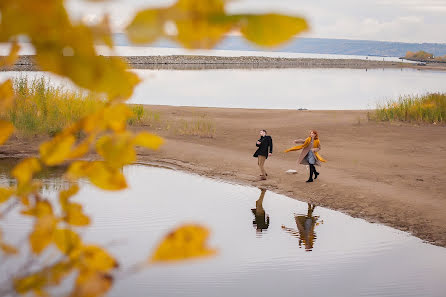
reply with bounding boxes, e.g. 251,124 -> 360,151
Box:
253,129 -> 273,180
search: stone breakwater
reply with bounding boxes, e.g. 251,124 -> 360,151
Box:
2,55 -> 444,71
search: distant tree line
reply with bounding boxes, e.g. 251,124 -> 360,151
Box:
405,50 -> 446,62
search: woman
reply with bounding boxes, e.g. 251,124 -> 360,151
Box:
284,130 -> 326,183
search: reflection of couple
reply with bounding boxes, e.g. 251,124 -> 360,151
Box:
282,203 -> 320,251
251,189 -> 270,233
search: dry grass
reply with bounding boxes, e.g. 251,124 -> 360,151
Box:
1,76 -> 148,136
370,93 -> 446,124
166,114 -> 216,138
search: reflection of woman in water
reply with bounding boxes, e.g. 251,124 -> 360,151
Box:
282,203 -> 320,251
251,189 -> 270,233
285,130 -> 326,183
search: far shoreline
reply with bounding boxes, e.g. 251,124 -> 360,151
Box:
2,55 -> 446,71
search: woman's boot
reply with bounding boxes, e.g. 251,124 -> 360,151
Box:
306,165 -> 314,182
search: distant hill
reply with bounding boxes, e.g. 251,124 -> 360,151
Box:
114,33 -> 446,58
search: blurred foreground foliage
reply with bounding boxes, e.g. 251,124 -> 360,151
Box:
0,0 -> 308,296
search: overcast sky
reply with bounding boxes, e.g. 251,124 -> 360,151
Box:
68,0 -> 446,43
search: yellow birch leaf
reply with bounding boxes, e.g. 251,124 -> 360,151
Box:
12,158 -> 41,185
0,41 -> 20,67
133,132 -> 164,150
64,202 -> 90,226
48,261 -> 74,285
0,79 -> 15,110
53,228 -> 82,254
59,184 -> 80,208
1,242 -> 19,255
103,104 -> 133,132
72,245 -> 118,272
150,224 -> 217,263
238,14 -> 309,47
126,9 -> 165,44
67,161 -> 127,191
0,120 -> 14,145
96,134 -> 135,169
0,230 -> 18,254
90,15 -> 113,48
21,200 -> 53,217
68,136 -> 94,160
0,187 -> 14,204
29,215 -> 58,254
70,271 -> 113,297
14,273 -> 47,295
40,134 -> 76,166
33,288 -> 51,297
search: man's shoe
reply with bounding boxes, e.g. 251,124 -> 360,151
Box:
314,172 -> 319,179
306,178 -> 313,183
260,176 -> 267,180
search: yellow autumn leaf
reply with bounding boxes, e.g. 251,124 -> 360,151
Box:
59,184 -> 80,207
12,158 -> 41,185
96,133 -> 136,169
53,228 -> 82,254
29,215 -> 58,254
68,136 -> 95,160
238,14 -> 309,47
126,9 -> 166,44
14,273 -> 47,295
90,15 -> 114,48
1,0 -> 139,99
72,245 -> 118,272
173,0 -> 231,49
67,161 -> 127,191
0,230 -> 18,254
133,132 -> 164,150
70,271 -> 113,297
64,202 -> 91,226
0,187 -> 15,204
0,79 -> 15,109
0,120 -> 14,145
0,40 -> 20,67
40,134 -> 76,166
150,224 -> 217,263
1,242 -> 19,255
21,200 -> 53,217
47,261 -> 74,285
103,104 -> 133,132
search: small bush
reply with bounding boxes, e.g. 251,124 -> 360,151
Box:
371,93 -> 446,124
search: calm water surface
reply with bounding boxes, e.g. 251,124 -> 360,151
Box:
1,163 -> 446,297
1,68 -> 446,110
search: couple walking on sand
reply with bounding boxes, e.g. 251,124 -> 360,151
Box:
253,129 -> 326,182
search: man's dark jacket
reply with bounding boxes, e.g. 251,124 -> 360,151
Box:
253,135 -> 273,159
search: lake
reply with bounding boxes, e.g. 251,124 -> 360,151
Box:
1,67 -> 446,110
1,162 -> 446,297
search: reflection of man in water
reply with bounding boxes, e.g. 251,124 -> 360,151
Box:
251,188 -> 270,233
282,203 -> 320,251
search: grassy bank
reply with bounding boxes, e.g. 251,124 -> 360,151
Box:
371,93 -> 446,124
0,77 -> 147,136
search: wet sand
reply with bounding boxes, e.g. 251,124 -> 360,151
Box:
2,106 -> 445,247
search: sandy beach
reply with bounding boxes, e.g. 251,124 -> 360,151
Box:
2,106 -> 445,247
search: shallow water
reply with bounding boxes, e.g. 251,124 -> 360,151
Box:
1,68 -> 446,110
1,162 -> 446,297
